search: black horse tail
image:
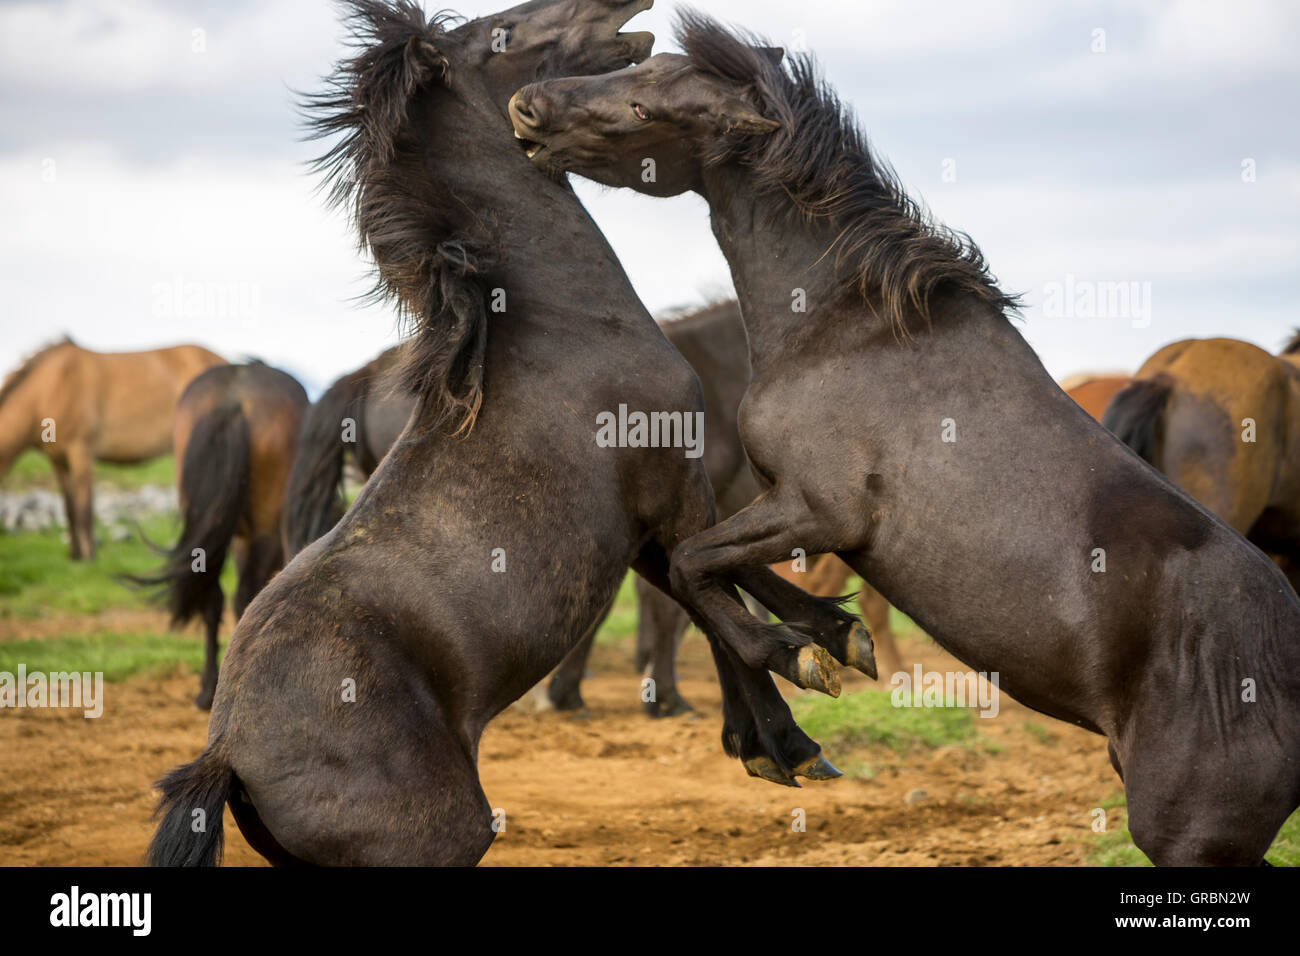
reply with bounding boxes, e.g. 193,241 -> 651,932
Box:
1102,377 -> 1171,465
133,405 -> 250,626
281,374 -> 363,557
147,743 -> 233,866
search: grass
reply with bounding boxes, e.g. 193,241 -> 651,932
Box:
3,449 -> 175,490
0,514 -> 236,620
790,687 -> 982,756
1087,792 -> 1300,867
0,631 -> 204,683
594,572 -> 640,646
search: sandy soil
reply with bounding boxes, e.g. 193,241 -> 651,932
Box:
0,633 -> 1122,866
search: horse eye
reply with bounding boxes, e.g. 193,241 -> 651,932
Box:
632,103 -> 652,121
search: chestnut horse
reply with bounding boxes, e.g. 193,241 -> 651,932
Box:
1104,337 -> 1300,591
510,13 -> 1300,863
135,363 -> 308,709
0,340 -> 224,558
1061,373 -> 1131,423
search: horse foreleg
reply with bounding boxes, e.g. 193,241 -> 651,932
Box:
634,545 -> 830,785
58,443 -> 96,560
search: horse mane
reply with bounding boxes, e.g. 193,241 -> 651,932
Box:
675,11 -> 1020,336
0,336 -> 75,410
1282,329 -> 1300,355
301,0 -> 493,436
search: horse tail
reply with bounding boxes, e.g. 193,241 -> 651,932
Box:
132,404 -> 250,625
281,373 -> 364,557
1102,377 -> 1171,465
147,742 -> 233,866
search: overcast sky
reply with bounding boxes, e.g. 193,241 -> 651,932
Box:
2,0 -> 1297,396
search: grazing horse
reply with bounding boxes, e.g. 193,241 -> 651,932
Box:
135,363 -> 308,709
509,13 -> 1300,864
1104,338 -> 1300,591
0,340 -> 224,559
550,299 -> 906,714
150,0 -> 858,869
281,345 -> 415,557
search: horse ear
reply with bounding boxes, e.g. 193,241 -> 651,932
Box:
757,47 -> 785,68
723,106 -> 780,136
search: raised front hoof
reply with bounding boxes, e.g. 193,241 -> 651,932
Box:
744,756 -> 801,788
643,694 -> 694,719
843,621 -> 878,680
793,754 -> 843,781
782,644 -> 841,698
193,687 -> 215,711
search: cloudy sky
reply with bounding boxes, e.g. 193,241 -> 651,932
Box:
2,0 -> 1297,396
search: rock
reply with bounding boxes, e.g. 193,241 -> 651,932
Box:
905,787 -> 929,805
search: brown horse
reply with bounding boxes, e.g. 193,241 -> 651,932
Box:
135,363 -> 308,709
1104,337 -> 1300,591
0,340 -> 224,558
1061,373 -> 1131,422
510,14 -> 1300,863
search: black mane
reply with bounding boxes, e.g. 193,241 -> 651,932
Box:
676,10 -> 1020,335
1283,329 -> 1300,356
302,0 -> 491,435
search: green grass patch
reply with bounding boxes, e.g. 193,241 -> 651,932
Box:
790,688 -> 982,755
594,572 -> 639,646
0,631 -> 204,683
0,515 -> 235,620
1087,792 -> 1300,866
3,450 -> 175,490
1023,721 -> 1057,745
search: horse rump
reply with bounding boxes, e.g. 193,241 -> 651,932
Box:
1101,377 -> 1171,465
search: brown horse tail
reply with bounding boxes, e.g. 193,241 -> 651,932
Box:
281,372 -> 365,557
1101,377 -> 1171,465
147,742 -> 232,866
132,404 -> 250,625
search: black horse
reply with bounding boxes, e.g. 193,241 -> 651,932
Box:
509,12 -> 1300,864
149,0 -> 861,868
281,345 -> 414,557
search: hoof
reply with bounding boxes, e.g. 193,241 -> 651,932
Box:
843,621 -> 878,679
744,756 -> 801,788
798,644 -> 841,698
794,754 -> 843,780
549,690 -> 586,712
194,691 -> 214,711
644,694 -> 694,719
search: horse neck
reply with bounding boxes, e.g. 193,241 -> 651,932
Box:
697,164 -> 868,368
416,86 -> 647,329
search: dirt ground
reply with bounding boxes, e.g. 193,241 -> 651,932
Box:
0,615 -> 1121,866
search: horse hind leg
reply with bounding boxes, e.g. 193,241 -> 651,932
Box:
634,574 -> 693,718
195,583 -> 223,710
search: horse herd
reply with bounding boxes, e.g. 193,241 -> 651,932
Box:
2,0 -> 1297,867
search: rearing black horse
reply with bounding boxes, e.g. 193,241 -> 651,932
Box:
509,11 -> 1300,865
148,0 -> 863,867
